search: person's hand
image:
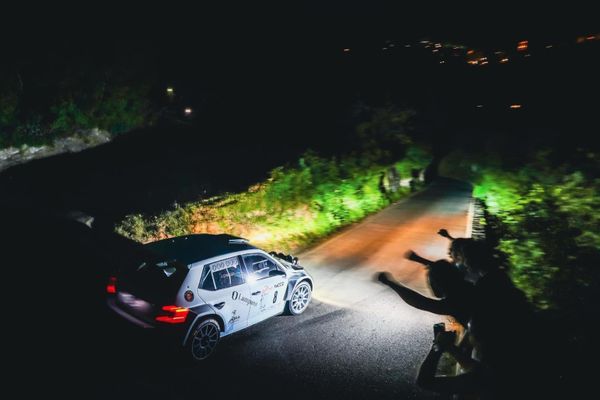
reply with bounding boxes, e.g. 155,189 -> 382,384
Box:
434,330 -> 457,351
437,229 -> 452,239
376,272 -> 391,285
404,250 -> 419,262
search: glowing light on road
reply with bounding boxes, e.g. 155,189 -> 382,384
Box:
510,104 -> 522,109
184,108 -> 192,115
343,48 -> 351,52
500,57 -> 509,63
166,87 -> 174,94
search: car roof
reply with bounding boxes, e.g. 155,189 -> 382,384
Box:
144,234 -> 258,266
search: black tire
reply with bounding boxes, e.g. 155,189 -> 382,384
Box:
187,318 -> 220,361
286,281 -> 312,315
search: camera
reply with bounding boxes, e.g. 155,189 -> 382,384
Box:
433,322 -> 445,337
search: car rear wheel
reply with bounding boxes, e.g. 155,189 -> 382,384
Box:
286,281 -> 311,315
188,319 -> 220,361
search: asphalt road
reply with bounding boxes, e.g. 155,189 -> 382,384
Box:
81,178 -> 472,400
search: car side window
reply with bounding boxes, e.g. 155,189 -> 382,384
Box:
199,265 -> 216,290
242,254 -> 280,281
208,256 -> 245,290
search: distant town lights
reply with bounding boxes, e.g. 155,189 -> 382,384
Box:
166,87 -> 174,95
517,40 -> 529,51
510,104 -> 522,109
184,108 -> 192,115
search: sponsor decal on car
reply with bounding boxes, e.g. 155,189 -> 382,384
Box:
262,285 -> 273,294
232,291 -> 258,307
228,310 -> 240,324
274,281 -> 285,288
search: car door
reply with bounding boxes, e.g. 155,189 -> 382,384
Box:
242,253 -> 287,326
197,255 -> 252,335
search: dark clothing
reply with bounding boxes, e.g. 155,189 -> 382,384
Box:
471,270 -> 533,337
469,269 -> 536,384
417,346 -> 502,400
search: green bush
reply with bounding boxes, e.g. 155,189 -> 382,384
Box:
116,147 -> 431,253
468,151 -> 600,311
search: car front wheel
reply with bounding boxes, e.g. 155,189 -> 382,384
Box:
188,319 -> 220,361
287,281 -> 312,315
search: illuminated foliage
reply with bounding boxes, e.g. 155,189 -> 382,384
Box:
117,147 -> 431,253
467,152 -> 600,311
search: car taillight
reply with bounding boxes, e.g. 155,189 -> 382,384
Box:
106,276 -> 117,294
155,305 -> 189,324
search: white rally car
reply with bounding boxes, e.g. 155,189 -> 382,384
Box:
107,234 -> 313,361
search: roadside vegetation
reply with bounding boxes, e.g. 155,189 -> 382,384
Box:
117,107 -> 431,253
1,45 -> 156,148
440,138 -> 600,313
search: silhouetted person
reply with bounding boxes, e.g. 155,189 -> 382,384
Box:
437,228 -> 480,282
456,239 -> 546,398
377,258 -> 474,327
378,171 -> 389,200
416,319 -> 504,399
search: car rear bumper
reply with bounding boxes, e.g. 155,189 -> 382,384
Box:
106,297 -> 189,348
107,298 -> 155,328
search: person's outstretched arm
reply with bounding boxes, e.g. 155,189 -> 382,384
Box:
405,250 -> 433,267
377,273 -> 454,315
437,229 -> 455,240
